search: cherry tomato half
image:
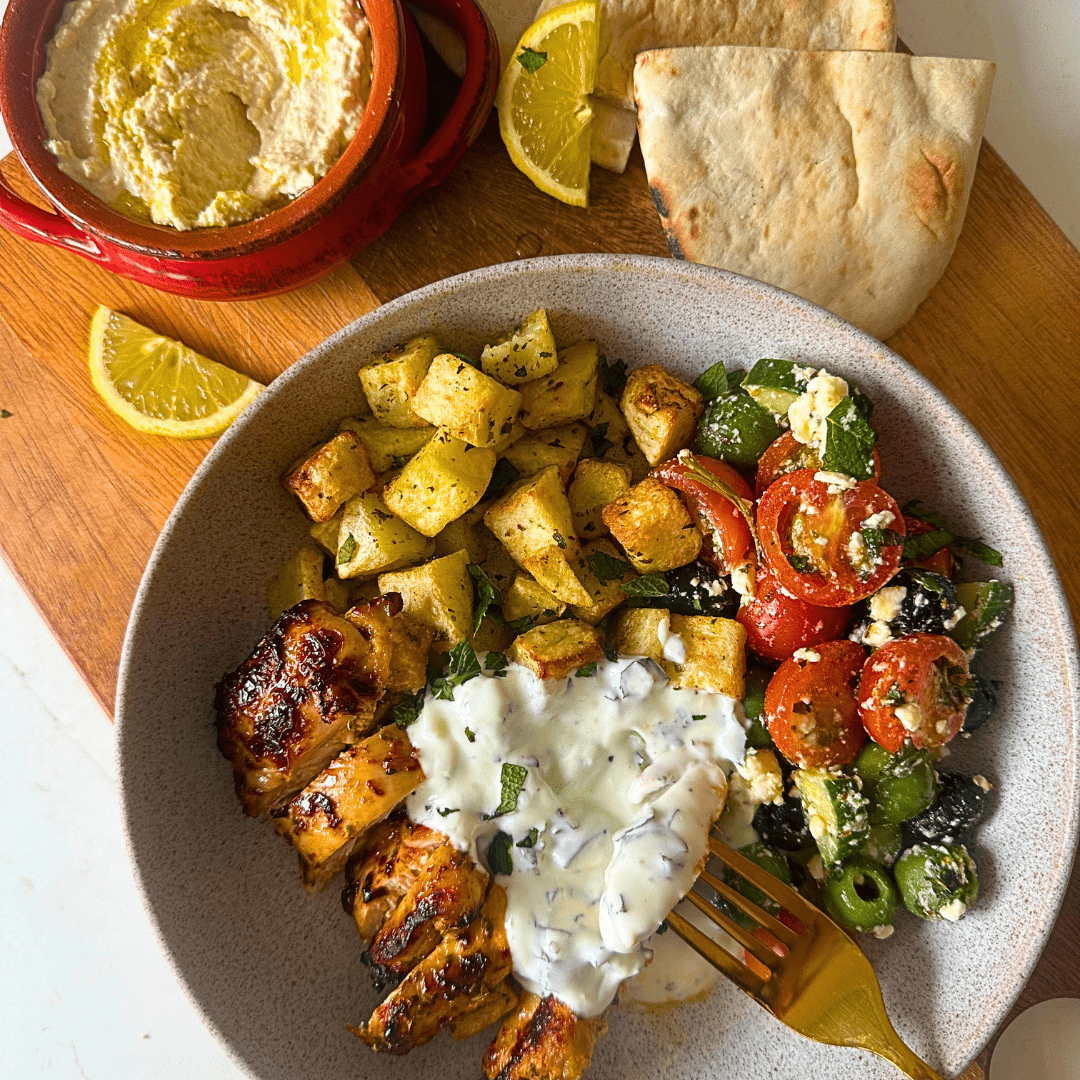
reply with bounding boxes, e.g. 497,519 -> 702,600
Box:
652,456 -> 754,573
764,639 -> 868,768
857,633 -> 970,752
755,431 -> 881,499
757,470 -> 905,607
902,514 -> 954,578
736,562 -> 852,662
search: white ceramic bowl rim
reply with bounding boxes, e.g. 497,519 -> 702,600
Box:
115,254 -> 1080,1080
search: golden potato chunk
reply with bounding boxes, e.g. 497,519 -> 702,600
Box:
569,539 -> 637,624
322,577 -> 351,613
503,422 -> 589,486
620,365 -> 704,466
518,340 -> 600,431
281,431 -> 376,522
335,493 -> 435,578
503,573 -> 566,626
338,415 -> 435,472
611,607 -> 666,662
379,549 -> 474,648
267,544 -> 326,620
602,477 -> 702,572
476,541 -> 519,596
481,308 -> 559,386
568,458 -> 632,539
483,466 -> 591,607
433,513 -> 491,565
384,430 -> 497,537
309,514 -> 341,556
665,615 -> 746,698
509,620 -> 605,680
359,334 -> 441,428
412,354 -> 523,448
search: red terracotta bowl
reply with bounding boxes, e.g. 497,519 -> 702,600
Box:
0,0 -> 498,300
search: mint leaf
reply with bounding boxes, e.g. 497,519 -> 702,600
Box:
691,714 -> 706,722
603,642 -> 618,663
392,686 -> 425,728
489,763 -> 528,817
599,354 -> 628,398
692,361 -> 730,402
743,359 -> 811,395
588,421 -> 613,457
486,651 -> 509,676
431,640 -> 481,701
451,352 -> 479,368
621,573 -> 669,597
787,553 -> 814,574
516,828 -> 539,848
517,47 -> 547,73
336,534 -> 358,565
576,661 -> 598,677
951,536 -> 1003,567
438,807 -> 459,817
553,531 -> 567,549
487,831 -> 514,875
465,727 -> 476,742
862,526 -> 904,565
905,568 -> 948,593
822,396 -> 876,481
469,564 -> 503,635
591,549 -> 634,584
903,528 -> 953,562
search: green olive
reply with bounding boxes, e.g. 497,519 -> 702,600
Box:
894,843 -> 978,920
855,743 -> 939,825
857,822 -> 903,867
695,394 -> 782,469
823,857 -> 899,933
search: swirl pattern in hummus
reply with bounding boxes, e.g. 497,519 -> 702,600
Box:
37,0 -> 373,230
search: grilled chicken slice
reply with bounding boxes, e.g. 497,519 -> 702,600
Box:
346,599 -> 434,693
271,724 -> 424,889
482,993 -> 607,1080
342,813 -> 446,944
364,843 -> 490,989
216,598 -> 394,816
355,884 -> 517,1054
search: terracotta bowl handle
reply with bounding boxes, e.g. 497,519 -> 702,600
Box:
0,168 -> 104,257
397,0 -> 499,196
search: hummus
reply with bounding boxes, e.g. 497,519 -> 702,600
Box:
37,0 -> 373,230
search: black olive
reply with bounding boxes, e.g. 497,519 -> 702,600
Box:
962,671 -> 998,733
625,559 -> 739,618
752,791 -> 813,851
901,770 -> 989,845
853,570 -> 963,646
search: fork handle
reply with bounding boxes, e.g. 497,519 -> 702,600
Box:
870,1029 -> 946,1080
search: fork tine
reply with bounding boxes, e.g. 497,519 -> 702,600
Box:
697,868 -> 800,946
708,834 -> 820,923
664,910 -> 766,994
681,889 -> 782,969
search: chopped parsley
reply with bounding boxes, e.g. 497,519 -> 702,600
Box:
336,534 -> 358,565
437,807 -> 459,817
591,549 -> 634,584
487,831 -> 514,875
516,47 -> 547,73
515,365 -> 528,378
786,553 -> 815,575
575,661 -> 598,677
553,530 -> 567,549
0,409 -> 11,418
392,454 -> 409,468
516,828 -> 539,849
588,421 -> 613,457
691,714 -> 706,722
431,640 -> 481,701
599,354 -> 628,397
451,352 -> 479,368
603,641 -> 619,663
465,727 -> 476,743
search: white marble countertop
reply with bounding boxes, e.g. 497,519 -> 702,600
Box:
1,2 -> 1077,1077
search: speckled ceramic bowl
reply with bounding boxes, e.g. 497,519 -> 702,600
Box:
116,255 -> 1079,1080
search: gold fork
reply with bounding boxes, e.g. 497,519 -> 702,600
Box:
666,835 -> 945,1080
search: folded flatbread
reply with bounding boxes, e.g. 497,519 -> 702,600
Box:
635,47 -> 994,340
537,0 -> 896,109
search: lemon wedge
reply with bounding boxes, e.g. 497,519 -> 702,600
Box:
88,306 -> 264,439
497,0 -> 599,207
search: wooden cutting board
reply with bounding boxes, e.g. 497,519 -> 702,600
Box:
0,79 -> 1077,1070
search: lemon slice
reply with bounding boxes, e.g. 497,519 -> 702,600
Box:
88,306 -> 264,439
497,0 -> 599,207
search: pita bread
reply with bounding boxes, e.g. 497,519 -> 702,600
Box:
537,0 -> 896,109
634,47 -> 994,340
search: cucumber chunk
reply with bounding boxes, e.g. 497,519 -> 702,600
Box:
695,393 -> 782,469
794,768 -> 871,866
950,580 -> 1014,651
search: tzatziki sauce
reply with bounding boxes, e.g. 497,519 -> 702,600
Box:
405,655 -> 746,1018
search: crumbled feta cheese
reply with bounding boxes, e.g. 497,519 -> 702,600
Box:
813,470 -> 857,493
942,606 -> 966,630
938,898 -> 967,922
807,854 -> 825,881
869,586 -> 907,623
870,924 -> 895,939
973,774 -> 992,792
788,371 -> 849,453
656,616 -> 688,664
847,531 -> 868,561
731,559 -> 756,599
863,621 -> 894,648
792,648 -> 821,663
736,748 -> 785,806
895,702 -> 923,732
861,510 -> 895,530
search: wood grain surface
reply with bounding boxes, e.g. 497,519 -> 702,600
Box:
0,81 -> 1077,1070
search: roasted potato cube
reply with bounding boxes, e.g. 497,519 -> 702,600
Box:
267,544 -> 326,620
589,390 -> 631,445
664,615 -> 746,698
518,340 -> 601,431
336,493 -> 435,578
339,415 -> 435,472
602,477 -> 702,572
472,618 -> 515,655
569,539 -> 636,624
620,365 -> 704,466
323,577 -> 352,613
281,432 -> 376,522
359,334 -> 441,428
412,354 -> 523,448
503,422 -> 589,486
503,573 -> 565,626
477,541 -> 519,595
568,458 -> 632,539
484,466 -> 591,606
272,724 -> 424,888
433,513 -> 491,565
481,308 -> 559,386
611,607 -> 666,662
509,620 -> 605,680
379,549 -> 474,647
384,430 -> 497,537
310,514 -> 341,555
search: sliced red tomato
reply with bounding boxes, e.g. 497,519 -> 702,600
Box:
857,633 -> 970,752
757,470 -> 905,607
902,514 -> 954,578
755,431 -> 881,499
736,562 -> 852,662
764,639 -> 868,768
652,456 -> 754,572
